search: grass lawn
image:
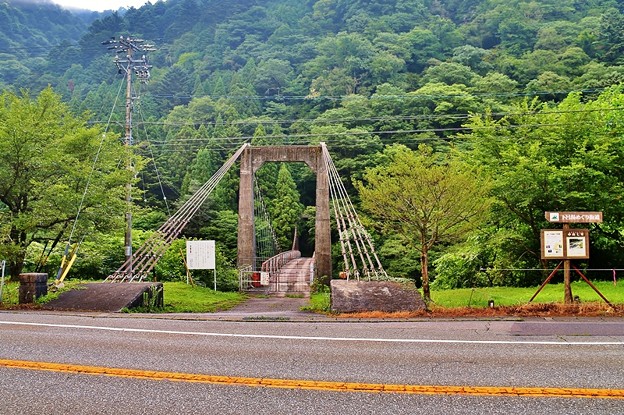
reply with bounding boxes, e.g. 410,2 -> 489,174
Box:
431,281 -> 623,308
161,281 -> 247,313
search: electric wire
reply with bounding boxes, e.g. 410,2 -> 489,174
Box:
87,104 -> 624,130
54,78 -> 127,281
134,85 -> 171,216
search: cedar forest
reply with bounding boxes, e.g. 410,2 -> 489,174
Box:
1,0 -> 624,290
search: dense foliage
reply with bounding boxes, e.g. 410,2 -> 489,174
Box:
0,87 -> 134,279
357,144 -> 491,301
2,0 -> 624,289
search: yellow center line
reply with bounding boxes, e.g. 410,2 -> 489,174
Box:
1,358 -> 623,399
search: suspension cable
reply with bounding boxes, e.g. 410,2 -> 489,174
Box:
321,143 -> 388,281
107,142 -> 249,281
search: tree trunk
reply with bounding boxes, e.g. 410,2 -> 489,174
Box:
9,259 -> 25,282
8,227 -> 28,281
421,248 -> 431,303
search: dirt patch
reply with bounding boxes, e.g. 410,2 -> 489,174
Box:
335,302 -> 624,319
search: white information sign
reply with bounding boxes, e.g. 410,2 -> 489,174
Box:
542,230 -> 564,258
260,272 -> 270,286
186,240 -> 216,270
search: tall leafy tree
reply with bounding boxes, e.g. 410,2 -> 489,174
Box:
269,164 -> 304,250
462,87 -> 624,289
357,144 -> 491,302
0,87 -> 133,279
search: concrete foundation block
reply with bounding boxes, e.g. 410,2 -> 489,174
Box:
19,273 -> 48,304
330,279 -> 426,313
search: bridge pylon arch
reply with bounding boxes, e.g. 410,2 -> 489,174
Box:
237,145 -> 331,282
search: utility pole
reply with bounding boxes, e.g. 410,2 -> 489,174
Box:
103,35 -> 155,277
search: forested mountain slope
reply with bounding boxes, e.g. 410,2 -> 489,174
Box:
5,0 -> 624,102
0,0 -> 98,85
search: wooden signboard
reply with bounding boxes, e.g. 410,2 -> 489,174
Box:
545,211 -> 602,223
541,229 -> 589,260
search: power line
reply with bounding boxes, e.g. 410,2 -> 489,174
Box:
143,87 -> 611,101
140,119 -> 624,147
85,105 -> 624,130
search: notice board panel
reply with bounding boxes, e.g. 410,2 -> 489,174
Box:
186,240 -> 216,270
541,229 -> 589,260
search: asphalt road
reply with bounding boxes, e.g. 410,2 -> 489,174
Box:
0,311 -> 623,414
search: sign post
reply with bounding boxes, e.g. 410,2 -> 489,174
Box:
537,212 -> 610,305
0,260 -> 5,304
186,240 -> 217,291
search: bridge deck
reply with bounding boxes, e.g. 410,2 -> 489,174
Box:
272,257 -> 314,296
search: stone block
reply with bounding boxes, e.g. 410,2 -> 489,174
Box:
330,279 -> 426,313
19,273 -> 48,304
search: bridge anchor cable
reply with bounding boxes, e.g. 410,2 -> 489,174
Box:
106,143 -> 249,282
321,143 -> 388,281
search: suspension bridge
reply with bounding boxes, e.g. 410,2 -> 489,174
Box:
105,143 -> 388,296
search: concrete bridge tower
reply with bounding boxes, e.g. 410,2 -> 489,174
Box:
237,145 -> 331,282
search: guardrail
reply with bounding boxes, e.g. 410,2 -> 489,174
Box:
261,250 -> 301,275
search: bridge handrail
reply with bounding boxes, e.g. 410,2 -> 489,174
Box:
261,250 -> 301,276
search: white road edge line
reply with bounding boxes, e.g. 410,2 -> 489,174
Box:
0,320 -> 622,346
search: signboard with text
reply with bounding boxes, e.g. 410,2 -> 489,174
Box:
541,229 -> 589,260
545,211 -> 602,223
186,240 -> 216,270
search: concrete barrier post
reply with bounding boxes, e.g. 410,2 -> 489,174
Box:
19,273 -> 48,304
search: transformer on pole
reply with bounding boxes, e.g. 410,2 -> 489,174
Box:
102,35 -> 155,278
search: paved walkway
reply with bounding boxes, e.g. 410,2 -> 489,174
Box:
271,256 -> 314,296
209,295 -> 320,320
200,256 -> 320,320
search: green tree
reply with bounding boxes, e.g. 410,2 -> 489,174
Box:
462,87 -> 624,292
422,62 -> 478,86
269,164 -> 304,250
0,88 -> 133,279
598,10 -> 624,64
357,144 -> 491,302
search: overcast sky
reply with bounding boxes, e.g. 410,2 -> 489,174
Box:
51,0 -> 151,11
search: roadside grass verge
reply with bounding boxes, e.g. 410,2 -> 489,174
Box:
302,290 -> 331,313
160,281 -> 246,313
0,279 -> 87,308
0,281 -> 19,306
3,278 -> 621,317
304,281 -> 624,317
